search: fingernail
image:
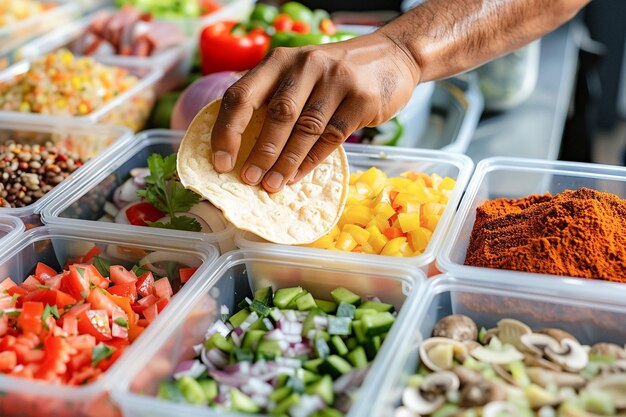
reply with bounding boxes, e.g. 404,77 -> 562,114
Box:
288,170 -> 299,184
265,172 -> 284,190
213,151 -> 232,172
244,165 -> 263,184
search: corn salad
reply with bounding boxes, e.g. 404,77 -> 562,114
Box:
0,0 -> 52,27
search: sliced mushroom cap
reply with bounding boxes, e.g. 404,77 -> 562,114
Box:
394,406 -> 420,417
458,379 -> 506,407
496,318 -> 532,351
521,333 -> 561,356
538,328 -> 577,343
402,386 -> 445,415
590,343 -> 626,360
601,359 -> 626,376
452,366 -> 483,386
432,315 -> 478,342
526,367 -> 587,389
483,327 -> 499,344
419,337 -> 469,372
524,354 -> 562,372
470,344 -> 524,365
587,373 -> 626,409
545,339 -> 589,372
482,401 -> 519,417
420,370 -> 461,395
492,364 -> 516,386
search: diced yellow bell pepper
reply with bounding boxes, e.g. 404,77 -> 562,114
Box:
404,201 -> 421,214
305,234 -> 335,249
439,176 -> 456,191
408,227 -> 432,252
344,205 -> 373,227
393,192 -> 419,208
336,231 -> 358,252
349,172 -> 362,185
430,173 -> 444,189
399,242 -> 414,257
398,212 -> 421,233
358,167 -> 386,195
381,237 -> 407,256
374,202 -> 396,220
361,242 -> 377,254
368,233 -> 388,254
422,203 -> 446,217
328,225 -> 340,239
423,214 -> 441,232
342,224 -> 371,245
355,182 -> 372,197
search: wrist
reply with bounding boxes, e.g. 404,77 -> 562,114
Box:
377,21 -> 423,87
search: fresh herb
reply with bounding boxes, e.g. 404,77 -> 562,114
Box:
10,293 -> 19,307
92,257 -> 112,278
137,153 -> 201,232
37,284 -> 50,290
80,290 -> 88,299
92,344 -> 116,366
0,311 -> 4,318
6,311 -> 20,317
132,264 -> 149,277
114,317 -> 128,328
42,304 -> 60,321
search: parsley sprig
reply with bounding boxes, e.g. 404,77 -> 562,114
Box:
137,153 -> 201,232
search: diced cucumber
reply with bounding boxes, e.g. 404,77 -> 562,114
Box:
300,368 -> 321,384
336,302 -> 356,319
230,388 -> 260,413
296,293 -> 317,311
286,376 -> 305,393
330,335 -> 348,356
234,348 -> 255,363
254,286 -> 273,305
303,358 -> 325,373
331,287 -> 361,306
242,329 -> 266,351
359,300 -> 394,313
273,392 -> 301,414
314,299 -> 337,314
269,386 -> 293,403
276,373 -> 290,388
311,409 -> 343,417
250,299 -> 272,317
286,290 -> 310,310
302,308 -> 326,336
198,378 -> 218,404
157,381 -> 185,403
274,287 -> 304,309
362,312 -> 395,337
352,320 -> 367,343
177,376 -> 207,405
347,346 -> 368,368
354,309 -> 378,320
238,298 -> 251,309
319,355 -> 353,379
364,335 -> 382,360
228,308 -> 251,328
206,333 -> 234,353
248,317 -> 268,331
328,316 -> 352,335
305,374 -> 334,405
314,336 -> 331,359
346,337 -> 359,351
257,339 -> 282,360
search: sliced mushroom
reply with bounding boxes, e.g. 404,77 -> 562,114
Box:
524,354 -> 562,372
452,366 -> 483,387
432,315 -> 478,342
394,406 -> 419,417
470,344 -> 524,365
497,318 -> 532,351
419,337 -> 469,372
587,373 -> 626,409
601,359 -> 626,376
590,343 -> 626,360
463,340 -> 481,352
482,401 -> 519,417
420,371 -> 460,395
483,327 -> 499,344
402,386 -> 445,415
520,333 -> 561,356
492,364 -> 516,386
538,328 -> 577,343
458,379 -> 506,407
526,367 -> 587,389
545,339 -> 589,372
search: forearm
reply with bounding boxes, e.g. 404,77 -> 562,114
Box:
380,0 -> 590,83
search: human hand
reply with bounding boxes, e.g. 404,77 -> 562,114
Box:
210,31 -> 421,193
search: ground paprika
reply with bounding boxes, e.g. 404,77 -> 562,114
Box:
464,187 -> 626,281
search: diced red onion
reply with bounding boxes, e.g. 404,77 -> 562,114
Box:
262,318 -> 274,330
270,308 -> 283,322
113,178 -> 142,209
265,329 -> 286,341
285,334 -> 302,344
252,395 -> 269,409
104,201 -> 119,218
285,310 -> 297,322
205,320 -> 230,339
247,378 -> 273,397
173,360 -> 207,380
313,316 -> 328,329
209,369 -> 251,387
139,251 -> 200,277
202,348 -> 229,369
192,343 -> 204,355
276,357 -> 301,369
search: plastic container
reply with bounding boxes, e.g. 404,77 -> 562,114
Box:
0,118 -> 133,227
42,129 -> 237,254
0,224 -> 219,417
235,144 -> 474,273
17,11 -> 194,95
0,215 -> 24,248
438,156 -> 626,279
110,248 -> 425,417
0,55 -> 161,132
367,273 -> 626,416
476,40 -> 541,112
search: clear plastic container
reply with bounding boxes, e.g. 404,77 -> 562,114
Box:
0,215 -> 24,248
0,224 -> 219,417
367,273 -> 626,416
0,118 -> 133,227
0,56 -> 162,132
437,156 -> 626,278
235,144 -> 474,273
110,248 -> 425,417
17,12 -> 194,95
476,40 -> 541,112
41,129 -> 237,254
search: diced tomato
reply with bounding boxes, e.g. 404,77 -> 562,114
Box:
0,294 -> 12,309
0,314 -> 8,337
20,275 -> 41,292
154,277 -> 173,299
83,264 -> 109,288
65,265 -> 91,300
77,309 -> 112,342
128,324 -> 144,342
133,294 -> 157,312
87,289 -> 121,317
35,336 -> 73,380
55,290 -> 77,309
383,227 -> 405,240
143,303 -> 158,324
35,263 -> 57,281
23,348 -> 45,364
63,316 -> 78,336
125,201 -> 165,226
80,246 -> 101,263
66,334 -> 96,352
62,303 -> 91,321
0,335 -> 16,351
156,297 -> 169,313
0,350 -> 17,372
0,277 -> 17,292
111,308 -> 128,340
44,271 -> 67,290
22,288 -> 57,305
96,344 -> 124,372
68,350 -> 91,373
107,282 -> 137,303
136,318 -> 149,328
135,271 -> 155,297
67,366 -> 101,385
18,301 -> 44,335
106,293 -> 136,328
110,265 -> 138,285
7,285 -> 27,297
179,267 -> 197,284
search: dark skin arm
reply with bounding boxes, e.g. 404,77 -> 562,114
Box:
211,0 -> 590,192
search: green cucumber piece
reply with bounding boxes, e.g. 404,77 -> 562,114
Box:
296,293 -> 317,311
248,318 -> 268,331
302,308 -> 325,336
234,348 -> 255,363
269,386 -> 293,403
257,339 -> 282,360
336,302 -> 356,319
311,409 -> 343,417
276,373 -> 290,388
330,335 -> 348,356
286,290 -> 310,309
352,320 -> 367,343
205,333 -> 234,353
346,337 -> 359,351
319,355 -> 353,379
157,381 -> 185,403
303,358 -> 324,373
198,379 -> 218,404
359,300 -> 394,313
231,388 -> 260,413
347,346 -> 368,368
314,299 -> 337,314
331,287 -> 361,306
314,336 -> 331,359
286,376 -> 305,393
273,392 -> 301,414
274,287 -> 304,309
364,335 -> 382,360
250,299 -> 272,317
229,309 -> 250,328
305,374 -> 334,405
176,376 -> 207,405
362,312 -> 395,337
354,309 -> 378,320
254,286 -> 273,305
242,329 -> 265,351
328,316 -> 352,336
300,368 -> 321,384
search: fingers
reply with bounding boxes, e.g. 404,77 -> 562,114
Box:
210,51 -> 285,173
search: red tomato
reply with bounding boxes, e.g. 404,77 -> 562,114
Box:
22,288 -> 56,305
110,265 -> 138,285
111,309 -> 129,340
292,20 -> 310,33
87,289 -> 121,317
6,285 -> 26,297
66,334 -> 96,352
274,13 -> 294,32
55,290 -> 77,309
35,263 -> 57,281
142,303 -> 158,324
44,271 -> 67,290
63,303 -> 91,321
136,271 -> 155,297
65,265 -> 91,300
0,295 -> 13,309
0,277 -> 16,292
0,351 -> 16,372
63,316 -> 78,336
156,297 -> 169,313
35,336 -> 72,380
0,314 -> 7,337
107,282 -> 137,303
20,276 -> 41,292
77,310 -> 112,342
83,264 -> 109,288
179,267 -> 197,284
18,301 -> 44,335
154,278 -> 173,300
133,294 -> 157,312
82,246 -> 101,263
125,202 -> 165,226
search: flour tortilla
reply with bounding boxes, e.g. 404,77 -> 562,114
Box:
177,99 -> 349,245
